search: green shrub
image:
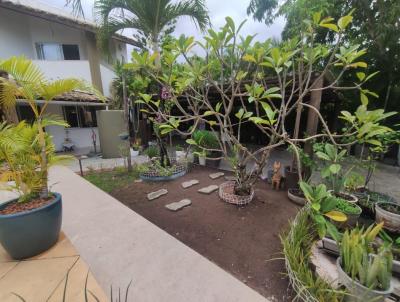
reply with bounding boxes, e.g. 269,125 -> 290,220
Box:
144,145 -> 160,158
334,198 -> 362,215
193,130 -> 219,150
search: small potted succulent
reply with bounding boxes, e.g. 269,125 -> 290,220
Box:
376,201 -> 400,233
337,223 -> 393,302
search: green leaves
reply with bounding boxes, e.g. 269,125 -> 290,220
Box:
338,15 -> 353,30
235,108 -> 253,120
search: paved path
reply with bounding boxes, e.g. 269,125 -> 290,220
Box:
49,166 -> 268,302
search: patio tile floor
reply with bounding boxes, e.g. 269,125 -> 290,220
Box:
0,232 -> 107,302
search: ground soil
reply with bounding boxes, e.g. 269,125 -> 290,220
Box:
111,165 -> 300,301
0,196 -> 54,215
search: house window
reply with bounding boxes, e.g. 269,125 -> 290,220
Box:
63,106 -> 101,128
63,106 -> 80,127
36,43 -> 80,60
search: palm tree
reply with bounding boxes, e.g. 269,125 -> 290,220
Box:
0,56 -> 103,198
95,0 -> 210,55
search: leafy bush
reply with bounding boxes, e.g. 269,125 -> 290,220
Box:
299,181 -> 346,241
344,172 -> 365,192
192,130 -> 219,150
340,223 -> 392,291
0,121 -> 71,202
144,145 -> 160,158
334,198 -> 362,215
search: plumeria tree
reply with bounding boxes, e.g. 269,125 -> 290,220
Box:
129,13 -> 395,196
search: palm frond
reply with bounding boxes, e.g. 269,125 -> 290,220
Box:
65,0 -> 85,18
164,0 -> 209,32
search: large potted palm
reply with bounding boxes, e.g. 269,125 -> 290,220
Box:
0,57 -> 101,259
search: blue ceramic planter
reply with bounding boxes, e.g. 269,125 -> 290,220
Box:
0,193 -> 62,260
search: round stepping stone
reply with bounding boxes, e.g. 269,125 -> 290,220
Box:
165,199 -> 192,211
147,189 -> 168,201
209,172 -> 225,179
182,179 -> 199,189
198,185 -> 219,194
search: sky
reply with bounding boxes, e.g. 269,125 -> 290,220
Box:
37,0 -> 285,55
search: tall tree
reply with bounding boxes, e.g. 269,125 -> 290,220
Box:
95,0 -> 209,54
247,0 -> 400,119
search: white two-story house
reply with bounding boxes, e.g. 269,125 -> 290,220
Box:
0,0 -> 138,152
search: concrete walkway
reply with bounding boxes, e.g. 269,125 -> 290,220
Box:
50,166 -> 268,302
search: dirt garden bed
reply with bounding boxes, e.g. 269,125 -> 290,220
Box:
110,165 -> 300,301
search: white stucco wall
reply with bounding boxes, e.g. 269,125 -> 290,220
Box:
100,64 -> 116,97
45,104 -> 100,152
34,60 -> 92,83
0,9 -> 34,58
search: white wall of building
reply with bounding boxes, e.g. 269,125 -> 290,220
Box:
0,9 -> 34,58
33,60 -> 93,83
45,104 -> 100,152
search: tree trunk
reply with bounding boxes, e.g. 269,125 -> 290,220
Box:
37,118 -> 49,198
122,73 -> 132,172
304,77 -> 323,155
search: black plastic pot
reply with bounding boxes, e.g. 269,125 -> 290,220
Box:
206,151 -> 222,168
285,166 -> 299,189
0,193 -> 62,260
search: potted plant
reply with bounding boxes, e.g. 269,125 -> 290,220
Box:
198,150 -> 206,166
299,181 -> 347,241
192,130 -> 221,168
130,141 -> 140,157
286,146 -> 316,205
337,223 -> 393,302
376,201 -> 400,233
175,145 -> 186,159
333,198 -> 362,228
316,143 -> 358,203
0,57 -> 100,259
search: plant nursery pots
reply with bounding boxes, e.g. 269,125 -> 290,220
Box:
130,148 -> 139,157
0,193 -> 62,260
205,151 -> 222,168
336,257 -> 393,302
287,188 -> 307,206
284,166 -> 299,189
219,181 -> 254,206
199,156 -> 206,166
375,201 -> 400,233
